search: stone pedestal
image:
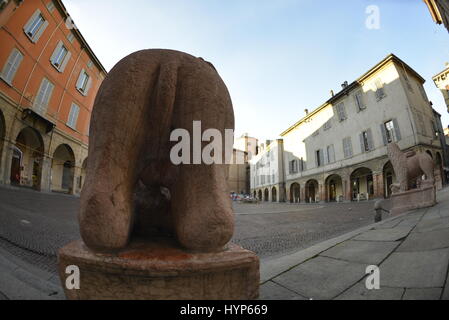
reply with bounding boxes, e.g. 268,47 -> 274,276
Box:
390,184 -> 437,215
58,239 -> 259,300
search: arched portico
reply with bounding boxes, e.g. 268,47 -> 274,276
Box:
325,174 -> 343,202
305,179 -> 319,203
11,127 -> 45,190
350,167 -> 374,201
290,182 -> 300,203
51,144 -> 76,193
264,188 -> 269,201
383,161 -> 396,198
271,186 -> 277,202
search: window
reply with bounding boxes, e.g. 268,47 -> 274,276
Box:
374,78 -> 386,101
300,158 -> 306,171
23,10 -> 49,43
324,119 -> 332,130
360,129 -> 374,152
336,102 -> 347,121
381,120 -> 401,144
419,85 -> 428,102
289,160 -> 298,174
50,41 -> 71,72
46,1 -> 55,12
326,144 -> 335,163
34,78 -> 54,114
316,149 -> 324,167
67,103 -> 80,129
416,113 -> 427,136
343,137 -> 353,158
76,70 -> 92,95
87,60 -> 93,69
1,48 -> 23,84
67,32 -> 75,43
354,91 -> 365,111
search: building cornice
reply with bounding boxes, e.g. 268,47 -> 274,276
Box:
280,54 -> 425,137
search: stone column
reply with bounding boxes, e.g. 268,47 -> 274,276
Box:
300,184 -> 305,203
39,155 -> 52,192
373,172 -> 384,199
1,141 -> 15,186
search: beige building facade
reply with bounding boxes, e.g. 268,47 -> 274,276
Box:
251,54 -> 446,203
432,64 -> 449,113
250,139 -> 285,202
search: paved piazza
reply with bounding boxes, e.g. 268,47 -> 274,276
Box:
0,186 -> 379,275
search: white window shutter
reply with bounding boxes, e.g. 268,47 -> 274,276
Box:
76,69 -> 85,89
41,81 -> 54,113
367,128 -> 374,151
393,118 -> 402,141
84,76 -> 92,96
50,41 -> 63,64
59,50 -> 71,73
23,10 -> 41,34
34,79 -> 48,113
33,20 -> 49,43
359,133 -> 365,153
2,49 -> 23,83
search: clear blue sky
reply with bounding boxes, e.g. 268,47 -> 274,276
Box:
64,0 -> 449,142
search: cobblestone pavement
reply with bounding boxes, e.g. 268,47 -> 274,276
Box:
0,185 -> 378,284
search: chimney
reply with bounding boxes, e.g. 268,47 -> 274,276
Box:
330,90 -> 334,97
305,109 -> 309,115
341,81 -> 348,89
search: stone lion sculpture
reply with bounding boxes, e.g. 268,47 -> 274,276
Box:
387,142 -> 434,193
79,49 -> 234,253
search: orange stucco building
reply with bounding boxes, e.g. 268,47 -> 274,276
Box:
0,0 -> 107,194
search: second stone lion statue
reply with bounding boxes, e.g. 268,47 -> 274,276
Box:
387,142 -> 434,193
79,49 -> 235,253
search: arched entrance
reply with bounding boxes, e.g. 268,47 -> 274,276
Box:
426,150 -> 433,159
305,179 -> 319,203
383,161 -> 396,198
290,183 -> 300,203
325,174 -> 343,202
11,127 -> 44,189
253,190 -> 256,199
271,186 -> 277,202
258,189 -> 262,201
350,167 -> 373,201
264,188 -> 269,201
51,144 -> 75,193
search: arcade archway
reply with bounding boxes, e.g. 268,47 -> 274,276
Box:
305,179 -> 319,203
325,174 -> 343,202
11,127 -> 44,189
51,144 -> 75,193
290,182 -> 300,203
350,167 -> 373,201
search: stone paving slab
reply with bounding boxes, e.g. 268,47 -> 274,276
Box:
320,240 -> 399,265
259,281 -> 307,300
379,248 -> 449,288
421,207 -> 442,220
397,228 -> 449,252
413,217 -> 449,233
353,227 -> 412,242
272,256 -> 366,300
402,288 -> 442,300
335,282 -> 404,300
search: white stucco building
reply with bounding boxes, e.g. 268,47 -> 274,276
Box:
251,54 -> 446,202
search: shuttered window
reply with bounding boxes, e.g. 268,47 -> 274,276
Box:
327,144 -> 335,163
1,48 -> 23,84
76,69 -> 92,96
67,103 -> 80,129
50,41 -> 71,72
23,10 -> 49,43
375,78 -> 386,101
342,137 -> 353,158
336,102 -> 347,121
34,78 -> 54,114
354,90 -> 365,111
380,119 -> 402,145
316,149 -> 324,167
360,129 -> 374,152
